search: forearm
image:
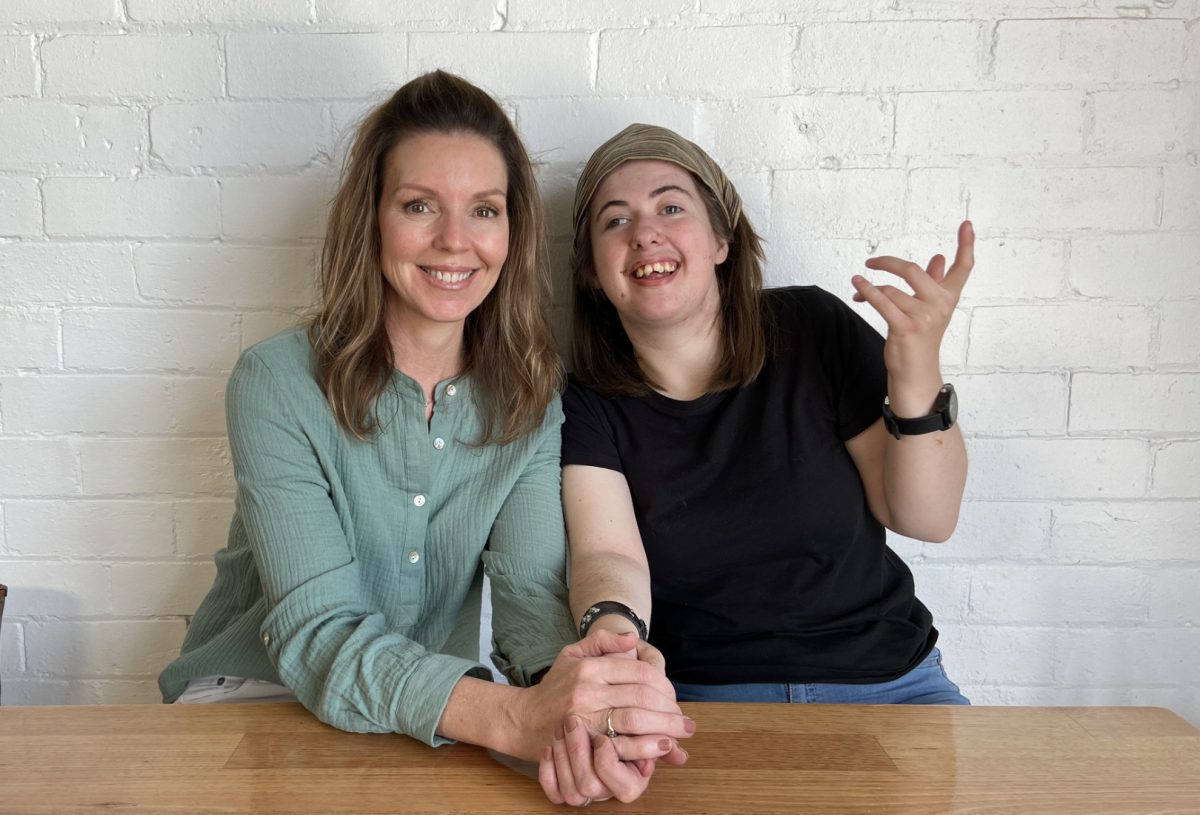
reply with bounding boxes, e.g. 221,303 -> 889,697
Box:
437,675 -> 529,758
881,375 -> 967,541
570,550 -> 653,634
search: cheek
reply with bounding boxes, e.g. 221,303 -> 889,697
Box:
481,224 -> 510,267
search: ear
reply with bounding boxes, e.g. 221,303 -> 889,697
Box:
715,238 -> 730,266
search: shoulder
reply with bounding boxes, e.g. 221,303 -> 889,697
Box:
764,285 -> 854,327
563,373 -> 619,418
239,326 -> 315,376
227,326 -> 322,411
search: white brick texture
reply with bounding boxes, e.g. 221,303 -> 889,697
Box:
0,36 -> 36,97
600,27 -> 794,96
44,178 -> 220,239
0,102 -> 142,172
0,5 -> 1195,727
994,20 -> 1187,85
42,36 -> 222,100
797,22 -> 983,91
227,34 -> 408,99
412,34 -> 593,97
150,103 -> 330,170
126,0 -> 311,25
0,177 -> 42,236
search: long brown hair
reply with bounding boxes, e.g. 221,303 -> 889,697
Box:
569,131 -> 769,398
310,70 -> 560,444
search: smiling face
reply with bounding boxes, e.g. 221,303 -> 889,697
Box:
378,130 -> 509,339
588,159 -> 729,332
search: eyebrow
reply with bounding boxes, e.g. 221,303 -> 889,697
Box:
593,184 -> 694,222
391,182 -> 506,199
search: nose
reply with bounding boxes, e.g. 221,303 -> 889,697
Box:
631,217 -> 662,249
433,212 -> 468,253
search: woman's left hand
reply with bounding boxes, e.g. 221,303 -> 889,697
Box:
852,220 -> 974,411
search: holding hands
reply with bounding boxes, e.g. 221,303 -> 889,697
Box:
851,221 -> 975,415
535,630 -> 692,806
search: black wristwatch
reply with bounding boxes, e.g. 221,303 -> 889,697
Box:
578,601 -> 648,640
881,384 -> 958,440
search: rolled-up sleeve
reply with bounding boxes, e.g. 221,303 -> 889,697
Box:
483,400 -> 577,686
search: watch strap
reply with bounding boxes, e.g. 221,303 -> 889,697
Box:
882,384 -> 957,440
578,601 -> 648,640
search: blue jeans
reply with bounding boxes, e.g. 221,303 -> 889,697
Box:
672,647 -> 970,705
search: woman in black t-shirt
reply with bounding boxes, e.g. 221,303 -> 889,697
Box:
538,123 -> 972,803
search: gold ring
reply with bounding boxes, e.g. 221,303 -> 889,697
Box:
581,798 -> 592,807
605,707 -> 618,739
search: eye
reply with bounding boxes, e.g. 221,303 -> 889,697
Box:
604,215 -> 630,229
474,204 -> 501,218
403,199 -> 431,215
662,204 -> 683,215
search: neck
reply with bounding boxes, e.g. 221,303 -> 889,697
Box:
624,313 -> 723,402
384,310 -> 466,400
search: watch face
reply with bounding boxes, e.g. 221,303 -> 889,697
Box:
946,386 -> 958,424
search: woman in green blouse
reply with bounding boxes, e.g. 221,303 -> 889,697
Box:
159,72 -> 691,801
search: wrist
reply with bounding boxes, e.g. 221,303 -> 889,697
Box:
587,615 -> 639,637
886,376 -> 945,418
578,600 -> 648,640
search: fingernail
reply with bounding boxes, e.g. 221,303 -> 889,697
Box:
683,716 -> 696,734
658,738 -> 671,752
565,716 -> 578,734
555,723 -> 564,740
681,749 -> 689,760
590,733 -> 605,749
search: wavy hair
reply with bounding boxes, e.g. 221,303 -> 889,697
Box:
309,71 -> 560,444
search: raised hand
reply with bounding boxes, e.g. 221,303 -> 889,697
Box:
852,220 -> 974,414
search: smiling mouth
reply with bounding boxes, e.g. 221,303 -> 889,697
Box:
631,260 -> 678,279
421,266 -> 475,284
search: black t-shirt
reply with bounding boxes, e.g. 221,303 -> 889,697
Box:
562,286 -> 936,685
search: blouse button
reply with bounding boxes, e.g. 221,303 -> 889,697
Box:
407,551 -> 421,564
261,631 -> 271,646
445,384 -> 457,397
413,494 -> 426,507
433,437 -> 445,450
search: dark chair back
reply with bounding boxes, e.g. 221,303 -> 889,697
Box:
0,584 -> 6,705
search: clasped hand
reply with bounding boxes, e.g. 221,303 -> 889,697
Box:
528,630 -> 692,806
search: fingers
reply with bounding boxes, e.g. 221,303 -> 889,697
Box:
564,715 -> 613,803
851,275 -> 908,326
607,706 -> 696,741
634,639 -> 667,670
538,745 -> 565,805
610,733 -> 681,762
551,723 -> 590,807
573,655 -> 679,709
861,220 -> 975,302
944,219 -> 975,295
659,743 -> 690,766
863,255 -> 942,300
927,253 -> 947,284
591,733 -> 654,804
565,629 -> 641,659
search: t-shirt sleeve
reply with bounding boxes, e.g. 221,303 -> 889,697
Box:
561,376 -> 624,473
787,286 -> 888,441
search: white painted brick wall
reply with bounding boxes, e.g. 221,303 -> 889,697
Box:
0,2 -> 1196,729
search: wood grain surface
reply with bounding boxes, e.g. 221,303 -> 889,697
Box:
1,702 -> 1197,814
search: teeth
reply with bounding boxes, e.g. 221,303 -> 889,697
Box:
633,261 -> 677,278
424,267 -> 472,283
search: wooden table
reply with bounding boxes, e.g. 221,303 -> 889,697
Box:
1,702 -> 1198,814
